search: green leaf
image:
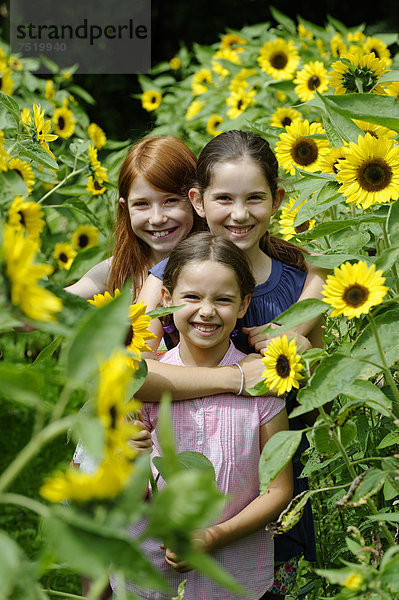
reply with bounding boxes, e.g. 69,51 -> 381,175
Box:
18,141 -> 58,170
368,512 -> 399,522
259,429 -> 303,493
67,246 -> 106,281
387,199 -> 399,247
32,336 -> 62,365
153,451 -> 216,482
155,392 -> 181,478
305,253 -> 371,269
131,358 -> 148,396
377,430 -> 399,450
0,91 -> 21,124
321,93 -> 399,132
294,180 -> 343,224
146,305 -> 184,319
64,285 -> 132,384
269,6 -> 297,34
312,420 -> 357,456
346,469 -> 387,506
300,213 -> 385,241
0,363 -> 47,409
50,197 -> 105,232
318,95 -> 364,143
261,298 -> 328,337
351,308 -> 399,377
342,379 -> 392,417
290,355 -> 364,418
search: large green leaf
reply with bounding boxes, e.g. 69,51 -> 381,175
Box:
341,379 -> 393,418
290,354 -> 365,418
387,199 -> 399,247
153,451 -> 216,482
18,141 -> 58,170
312,420 -> 357,456
259,429 -> 303,493
319,94 -> 364,143
320,93 -> 399,132
351,308 -> 399,377
261,298 -> 328,337
0,363 -> 47,409
64,286 -> 132,385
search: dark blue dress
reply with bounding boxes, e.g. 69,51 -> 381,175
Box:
149,257 -> 317,563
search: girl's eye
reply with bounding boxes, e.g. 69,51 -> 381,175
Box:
248,195 -> 264,201
165,197 -> 180,204
131,201 -> 148,208
184,294 -> 200,300
217,297 -> 233,303
216,195 -> 232,203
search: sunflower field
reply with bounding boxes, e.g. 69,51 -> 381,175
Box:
1,7 -> 399,600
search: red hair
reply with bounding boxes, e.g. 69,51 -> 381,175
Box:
108,136 -> 199,295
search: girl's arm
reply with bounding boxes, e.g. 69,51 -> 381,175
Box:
64,257 -> 112,299
164,408 -> 293,571
136,273 -> 165,351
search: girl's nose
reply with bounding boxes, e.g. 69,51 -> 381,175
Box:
199,299 -> 215,318
149,205 -> 168,225
231,201 -> 249,222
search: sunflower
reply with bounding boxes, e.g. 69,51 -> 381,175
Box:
40,456 -> 133,503
86,175 -> 107,195
192,68 -> 212,95
8,196 -> 44,239
72,224 -> 99,250
169,57 -> 181,70
7,158 -> 35,194
344,573 -> 363,591
213,46 -> 243,65
53,242 -> 77,270
229,68 -> 257,93
126,301 -> 157,358
141,90 -> 162,111
257,38 -> 300,80
328,52 -> 388,95
97,350 -> 141,457
297,24 -> 313,40
88,144 -> 108,185
220,33 -> 247,49
275,119 -> 331,176
23,104 -> 58,160
335,133 -> 399,210
226,86 -> 256,119
185,99 -> 205,120
384,82 -> 399,99
0,67 -> 14,95
3,224 -> 62,322
330,33 -> 347,58
52,106 -> 75,139
87,288 -> 121,308
45,79 -> 55,101
279,197 -> 316,241
88,122 -> 106,149
206,114 -> 223,136
294,61 -> 329,102
8,56 -> 22,71
270,107 -> 301,130
347,31 -> 366,44
320,146 -> 347,175
212,59 -> 230,81
363,37 -> 391,65
261,335 -> 304,395
0,132 -> 9,171
353,119 -> 397,141
322,261 -> 388,319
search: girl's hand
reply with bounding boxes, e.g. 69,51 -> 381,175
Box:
162,546 -> 192,573
128,411 -> 152,453
242,324 -> 312,354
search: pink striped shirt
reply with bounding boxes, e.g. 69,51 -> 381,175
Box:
120,342 -> 285,600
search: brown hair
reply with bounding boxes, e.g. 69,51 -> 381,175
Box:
195,130 -> 308,271
108,136 -> 201,294
163,232 -> 256,299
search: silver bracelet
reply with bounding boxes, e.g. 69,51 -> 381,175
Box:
233,362 -> 245,395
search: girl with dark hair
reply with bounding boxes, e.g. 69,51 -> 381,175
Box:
115,233 -> 292,600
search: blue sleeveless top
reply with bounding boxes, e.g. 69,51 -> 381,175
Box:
149,256 -> 316,563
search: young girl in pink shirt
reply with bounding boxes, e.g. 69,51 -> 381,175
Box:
116,232 -> 293,600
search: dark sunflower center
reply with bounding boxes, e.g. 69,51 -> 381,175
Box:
282,117 -> 292,127
343,284 -> 369,307
308,75 -> 320,90
59,252 -> 68,263
58,116 -> 65,129
109,404 -> 117,429
125,325 -> 134,347
237,99 -> 243,110
78,233 -> 89,248
18,210 -> 26,226
292,138 -> 319,166
94,179 -> 103,190
151,95 -> 157,103
276,355 -> 290,378
370,48 -> 380,58
295,220 -> 310,234
357,158 -> 392,192
271,52 -> 288,70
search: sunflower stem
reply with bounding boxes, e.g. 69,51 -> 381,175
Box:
382,221 -> 399,293
318,407 -> 395,546
38,166 -> 87,204
0,416 -> 74,494
367,312 -> 399,415
0,492 -> 50,518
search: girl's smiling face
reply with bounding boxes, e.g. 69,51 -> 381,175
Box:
190,159 -> 283,257
161,259 -> 250,366
127,174 -> 194,263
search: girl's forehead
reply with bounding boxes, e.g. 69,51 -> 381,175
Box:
208,159 -> 269,187
176,259 -> 240,288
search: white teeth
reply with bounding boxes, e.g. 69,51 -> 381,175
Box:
228,226 -> 253,234
194,324 -> 218,332
150,229 -> 173,238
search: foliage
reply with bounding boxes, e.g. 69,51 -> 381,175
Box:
1,8 -> 399,600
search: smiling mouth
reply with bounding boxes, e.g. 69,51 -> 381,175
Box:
192,323 -> 220,333
225,225 -> 254,235
146,227 -> 178,238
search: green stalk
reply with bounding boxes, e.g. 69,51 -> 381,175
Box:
318,407 -> 395,547
0,492 -> 50,518
42,590 -> 85,600
37,166 -> 87,204
0,415 -> 74,494
367,312 -> 399,415
382,221 -> 399,294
